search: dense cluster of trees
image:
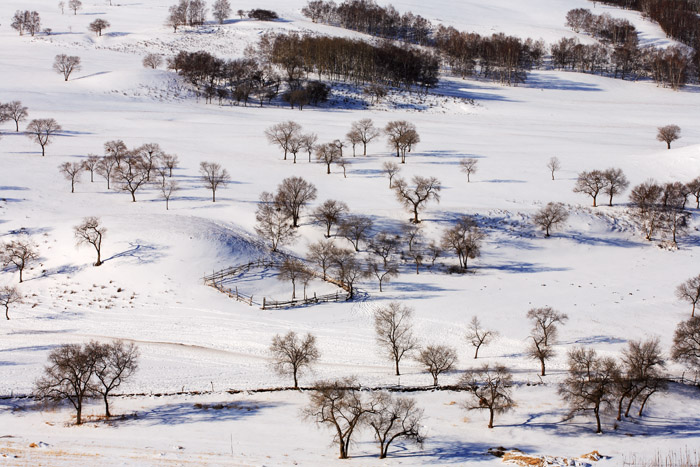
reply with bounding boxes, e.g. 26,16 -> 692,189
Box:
265,33 -> 439,91
302,0 -> 544,86
593,0 -> 700,71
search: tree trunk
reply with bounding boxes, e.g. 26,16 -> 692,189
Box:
18,268 -> 23,283
363,142 -> 367,156
413,205 -> 419,223
292,280 -> 296,299
95,248 -> 102,266
76,405 -> 82,425
474,345 -> 480,359
395,357 -> 400,376
131,191 -> 136,202
4,305 -> 9,320
540,358 -> 546,376
71,180 -> 75,193
638,390 -> 655,416
609,193 -> 613,206
433,374 -> 438,387
103,394 -> 111,417
326,163 -> 331,174
212,190 -> 216,202
592,195 -> 597,207
488,408 -> 494,429
41,144 -> 45,157
667,141 -> 671,149
293,369 -> 298,389
594,406 -> 602,433
166,198 -> 169,210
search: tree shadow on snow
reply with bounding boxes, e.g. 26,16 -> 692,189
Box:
104,241 -> 167,265
131,400 -> 282,426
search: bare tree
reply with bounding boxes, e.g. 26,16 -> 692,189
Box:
316,142 -> 341,174
59,2 -> 65,14
374,302 -> 419,375
547,156 -> 561,180
26,118 -> 62,156
96,155 -> 117,189
460,364 -> 515,428
277,258 -> 309,299
402,223 -> 423,253
459,158 -> 478,183
532,202 -> 569,237
346,129 -> 362,157
59,161 -> 83,193
68,0 -> 82,15
677,274 -> 700,317
0,286 -> 23,320
671,317 -> 700,376
465,316 -> 497,359
352,118 -> 381,156
366,393 -> 424,459
91,340 -> 139,417
338,215 -> 373,251
303,377 -> 368,459
142,53 -> 163,69
369,232 -> 400,267
3,101 -> 28,132
307,239 -> 336,280
629,180 -> 665,241
312,200 -> 348,237
527,307 -> 567,346
300,133 -> 318,162
440,216 -> 484,270
265,121 -> 302,160
82,154 -> 100,182
385,121 -> 419,163
270,331 -> 320,388
74,217 -> 106,266
88,18 -> 110,36
687,177 -> 700,209
527,307 -> 567,376
336,156 -> 349,178
602,168 -> 629,206
330,248 -> 366,298
104,139 -> 128,167
657,124 -> 681,149
35,343 -> 99,425
212,0 -> 232,23
616,338 -> 666,419
382,161 -> 401,189
136,143 -> 163,181
573,170 -> 605,207
559,347 -> 619,434
255,192 -> 297,252
418,345 -> 458,387
1,238 -> 38,283
53,54 -> 81,81
393,176 -> 441,223
161,153 -> 179,177
275,177 -> 317,227
199,161 -> 230,202
366,259 -> 398,292
115,155 -> 149,202
159,177 -> 178,210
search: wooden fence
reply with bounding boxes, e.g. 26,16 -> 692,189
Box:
204,257 -> 352,310
262,290 -> 351,310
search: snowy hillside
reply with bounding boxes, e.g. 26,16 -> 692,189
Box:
1,0 -> 700,465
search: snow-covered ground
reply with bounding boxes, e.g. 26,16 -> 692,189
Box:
1,0 -> 700,465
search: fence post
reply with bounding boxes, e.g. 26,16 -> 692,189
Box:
262,297 -> 266,310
